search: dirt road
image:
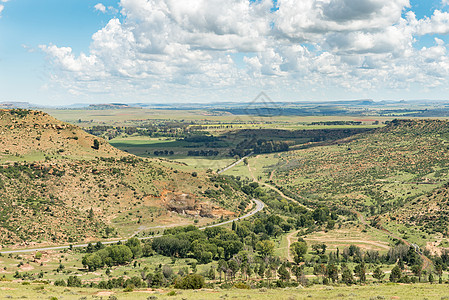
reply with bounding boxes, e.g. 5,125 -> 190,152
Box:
0,199 -> 264,255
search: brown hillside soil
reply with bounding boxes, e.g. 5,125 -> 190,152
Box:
0,109 -> 242,247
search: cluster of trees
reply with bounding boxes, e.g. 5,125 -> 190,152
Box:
310,121 -> 363,126
303,243 -> 421,266
64,203 -> 438,290
205,175 -> 244,199
96,276 -> 146,290
217,178 -> 337,232
187,150 -> 220,157
86,125 -> 138,140
253,140 -> 289,154
0,162 -> 62,180
151,204 -> 333,267
7,108 -> 31,118
182,135 -> 219,143
230,138 -> 289,156
285,242 -> 432,286
86,123 -> 192,140
54,276 -> 82,287
153,150 -> 174,156
309,261 -> 369,285
82,239 -> 152,271
304,259 -> 437,286
152,226 -> 244,263
64,254 -> 206,290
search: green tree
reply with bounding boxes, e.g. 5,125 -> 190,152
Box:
389,265 -> 402,283
197,251 -> 213,264
82,253 -> 103,271
258,262 -> 266,280
326,264 -> 339,283
54,279 -> 66,286
35,252 -> 42,260
108,245 -> 133,265
125,238 -> 142,259
429,272 -> 435,284
354,263 -> 366,283
277,263 -> 290,282
372,267 -> 385,282
174,274 -> 205,289
208,266 -> 216,280
92,139 -> 100,150
435,264 -> 443,283
88,208 -> 94,219
95,241 -> 105,251
218,259 -> 227,282
191,262 -> 197,274
292,265 -> 303,283
228,260 -> 239,281
142,242 -> 154,257
67,276 -> 82,287
86,242 -> 94,253
411,264 -> 422,282
341,266 -> 354,285
256,240 -> 275,257
290,241 -> 308,264
313,263 -> 327,282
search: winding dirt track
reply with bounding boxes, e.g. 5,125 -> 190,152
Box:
247,156 -> 311,211
286,230 -> 300,262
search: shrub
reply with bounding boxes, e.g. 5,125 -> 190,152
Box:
174,274 -> 205,289
35,252 -> 42,260
123,284 -> 134,292
92,139 -> 100,150
67,276 -> 82,287
54,279 -> 66,286
233,282 -> 250,289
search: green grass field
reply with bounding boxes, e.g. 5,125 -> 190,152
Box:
43,108 -> 397,127
1,281 -> 449,299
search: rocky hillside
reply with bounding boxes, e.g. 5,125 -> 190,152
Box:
0,109 -> 124,160
0,109 -> 244,248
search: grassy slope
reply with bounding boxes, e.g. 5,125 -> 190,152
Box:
247,119 -> 449,247
0,110 -> 244,247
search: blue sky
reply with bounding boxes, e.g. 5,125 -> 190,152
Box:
1,0 -> 449,105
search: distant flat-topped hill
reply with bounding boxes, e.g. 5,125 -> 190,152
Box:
0,109 -> 243,248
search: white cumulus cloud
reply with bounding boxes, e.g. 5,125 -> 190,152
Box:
39,0 -> 449,102
94,3 -> 106,13
94,3 -> 118,14
415,10 -> 449,35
